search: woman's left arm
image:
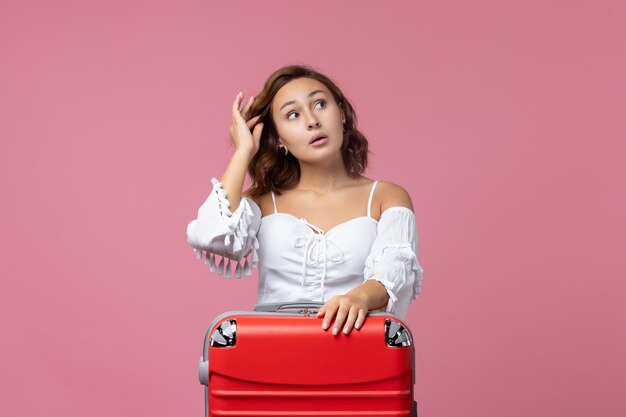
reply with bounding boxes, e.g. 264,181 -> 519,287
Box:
317,182 -> 423,335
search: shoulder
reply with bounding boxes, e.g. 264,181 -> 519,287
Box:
374,180 -> 414,214
242,190 -> 274,217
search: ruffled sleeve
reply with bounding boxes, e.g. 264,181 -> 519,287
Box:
363,206 -> 424,319
186,177 -> 262,279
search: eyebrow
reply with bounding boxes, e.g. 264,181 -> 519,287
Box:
279,89 -> 326,111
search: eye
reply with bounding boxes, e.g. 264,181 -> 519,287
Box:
287,99 -> 326,120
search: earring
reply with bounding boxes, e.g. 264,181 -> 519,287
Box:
279,145 -> 288,156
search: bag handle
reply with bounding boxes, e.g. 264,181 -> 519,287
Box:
254,302 -> 324,313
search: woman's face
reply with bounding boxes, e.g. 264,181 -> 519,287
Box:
271,77 -> 345,162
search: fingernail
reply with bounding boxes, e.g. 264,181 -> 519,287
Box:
333,328 -> 339,336
343,328 -> 349,334
322,322 -> 328,330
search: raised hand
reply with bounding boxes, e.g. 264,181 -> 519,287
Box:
229,92 -> 264,158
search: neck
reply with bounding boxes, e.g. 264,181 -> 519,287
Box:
297,153 -> 352,193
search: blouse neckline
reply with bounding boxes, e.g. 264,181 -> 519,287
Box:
259,206 -> 414,234
261,212 -> 377,236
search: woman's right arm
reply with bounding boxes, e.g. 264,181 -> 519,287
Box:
186,92 -> 265,279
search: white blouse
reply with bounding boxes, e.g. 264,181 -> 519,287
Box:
186,177 -> 424,319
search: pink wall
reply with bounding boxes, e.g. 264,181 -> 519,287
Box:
1,1 -> 624,416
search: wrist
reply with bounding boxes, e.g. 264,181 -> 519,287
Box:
233,148 -> 255,163
362,280 -> 390,311
349,280 -> 389,311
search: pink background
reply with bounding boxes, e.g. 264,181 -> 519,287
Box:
1,1 -> 625,416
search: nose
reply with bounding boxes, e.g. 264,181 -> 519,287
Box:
306,112 -> 321,129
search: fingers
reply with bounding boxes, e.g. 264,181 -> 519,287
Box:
242,95 -> 255,120
231,92 -> 243,121
320,302 -> 335,331
332,304 -> 350,336
355,308 -> 367,330
316,304 -> 326,321
232,92 -> 255,122
342,306 -> 363,335
246,114 -> 261,129
318,298 -> 367,336
251,121 -> 264,143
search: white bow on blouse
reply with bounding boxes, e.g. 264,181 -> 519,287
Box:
292,219 -> 344,302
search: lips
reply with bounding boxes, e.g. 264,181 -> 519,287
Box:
309,134 -> 327,144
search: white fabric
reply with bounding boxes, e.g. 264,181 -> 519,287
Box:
186,177 -> 424,319
186,178 -> 261,278
362,207 -> 424,319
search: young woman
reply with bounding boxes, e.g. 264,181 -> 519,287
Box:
187,64 -> 424,336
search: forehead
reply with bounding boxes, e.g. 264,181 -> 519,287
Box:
273,78 -> 330,112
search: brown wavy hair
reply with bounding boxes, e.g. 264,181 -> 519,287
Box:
244,64 -> 370,198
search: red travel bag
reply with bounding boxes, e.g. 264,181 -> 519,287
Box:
198,302 -> 418,416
